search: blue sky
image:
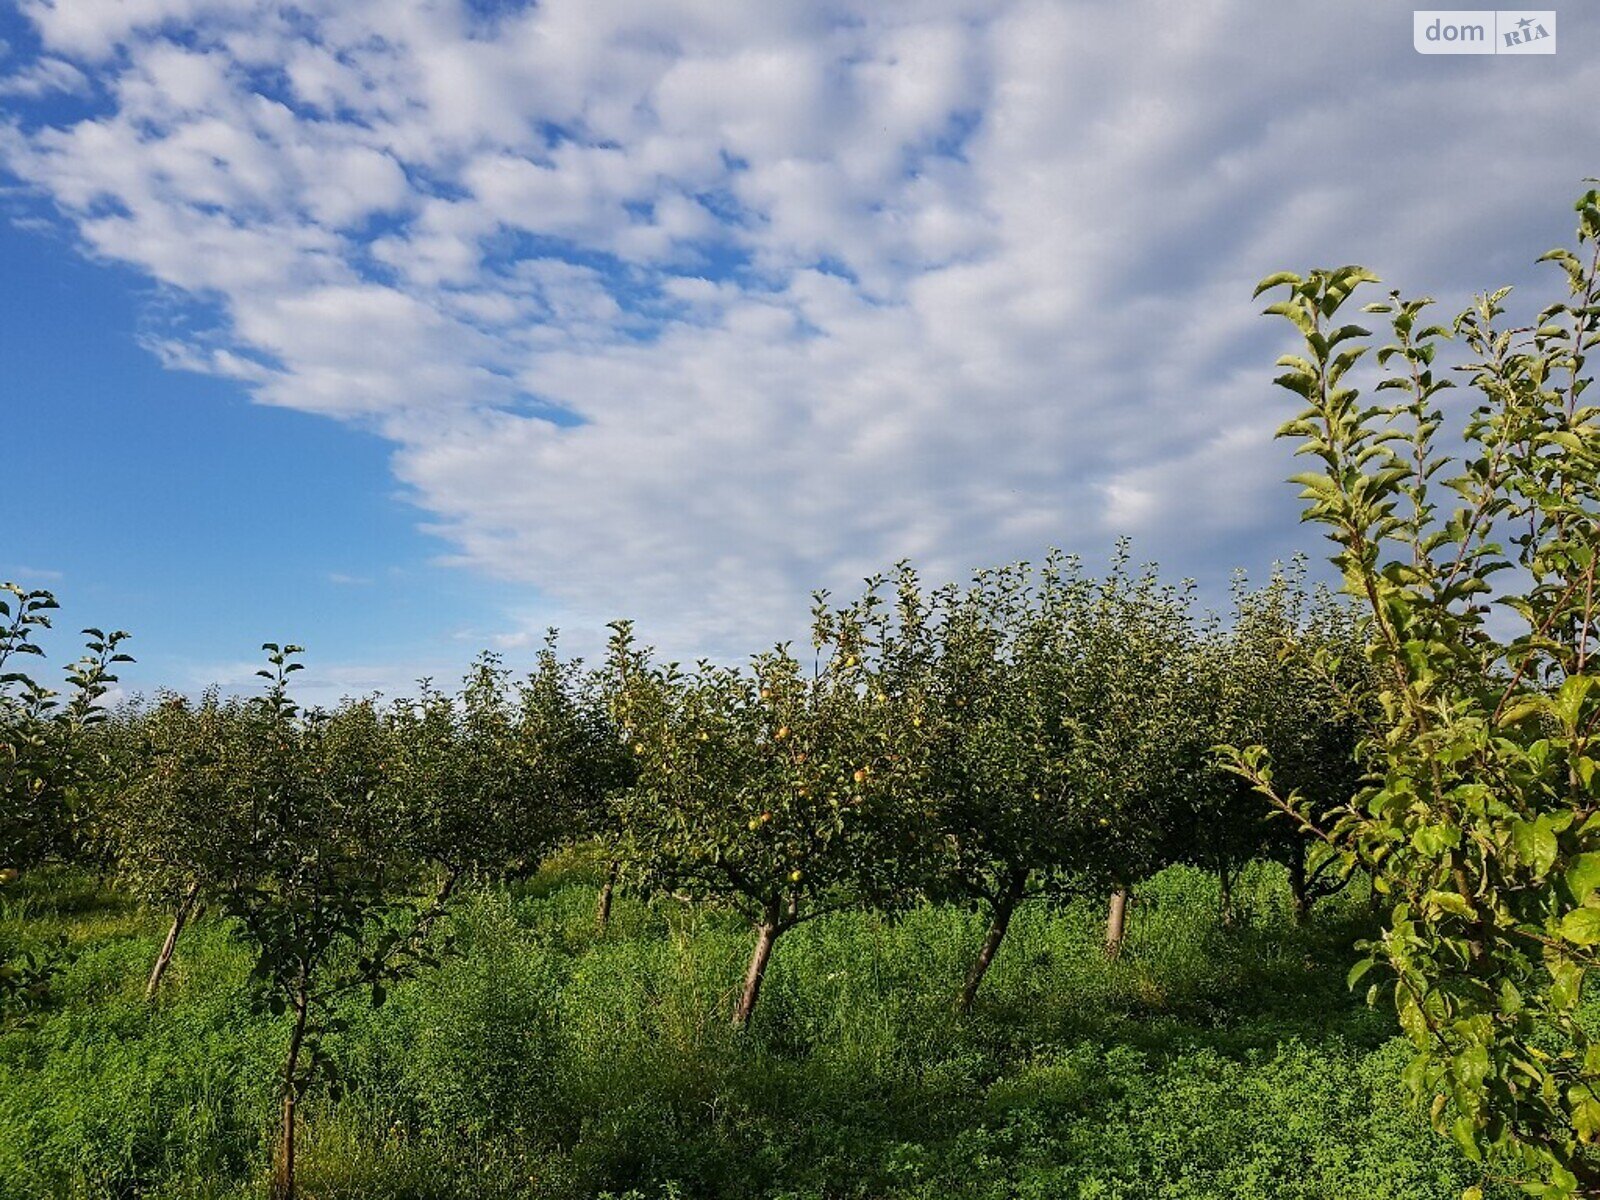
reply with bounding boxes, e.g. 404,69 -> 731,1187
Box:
1,0 -> 1597,701
2,208 -> 531,687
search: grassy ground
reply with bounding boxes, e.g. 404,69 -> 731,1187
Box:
0,861 -> 1505,1199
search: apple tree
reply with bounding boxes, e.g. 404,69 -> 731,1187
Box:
1,583 -> 131,876
903,556 -> 1098,1009
1207,567 -> 1374,922
606,587 -> 928,1028
1228,186 -> 1600,1195
385,641 -> 632,903
110,689 -> 241,998
179,646 -> 455,1200
1056,548 -> 1208,955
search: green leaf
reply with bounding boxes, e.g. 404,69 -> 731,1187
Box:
1566,853 -> 1600,905
1451,1115 -> 1482,1162
1254,271 -> 1302,298
1513,818 -> 1559,877
1496,695 -> 1546,727
1550,955 -> 1584,1009
1347,957 -> 1376,989
1426,889 -> 1475,919
1560,907 -> 1600,946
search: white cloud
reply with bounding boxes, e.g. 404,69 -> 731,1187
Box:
152,654 -> 441,708
4,0 -> 1598,658
16,0 -> 214,60
0,56 -> 89,98
2,564 -> 65,584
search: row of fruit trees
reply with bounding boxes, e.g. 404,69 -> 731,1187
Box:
3,183 -> 1597,1198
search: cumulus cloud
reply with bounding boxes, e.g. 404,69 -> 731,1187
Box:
0,55 -> 88,98
3,0 -> 1598,655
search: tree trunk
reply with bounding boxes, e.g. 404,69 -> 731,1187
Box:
145,881 -> 202,1001
1218,862 -> 1234,927
595,861 -> 617,932
273,1090 -> 298,1200
956,873 -> 1026,1014
733,917 -> 780,1028
1104,887 -> 1129,959
1288,851 -> 1308,925
271,989 -> 309,1200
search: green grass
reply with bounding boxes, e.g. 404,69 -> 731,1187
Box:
0,863 -> 1507,1199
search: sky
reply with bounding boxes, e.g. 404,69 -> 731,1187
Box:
1,0 -> 1597,703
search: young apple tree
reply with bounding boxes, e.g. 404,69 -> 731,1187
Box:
387,655 -> 534,897
607,589 -> 926,1028
1,583 -> 131,877
386,641 -> 631,903
110,689 -> 240,998
1057,548 -> 1207,956
188,646 -> 454,1200
1228,186 -> 1600,1195
515,638 -> 636,928
1208,568 -> 1373,923
905,556 -> 1096,1010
